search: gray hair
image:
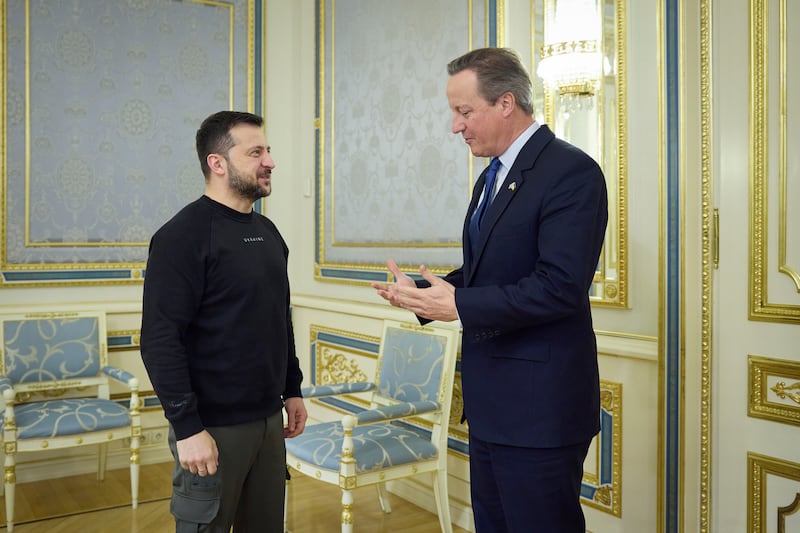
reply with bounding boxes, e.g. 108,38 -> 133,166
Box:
447,47 -> 534,116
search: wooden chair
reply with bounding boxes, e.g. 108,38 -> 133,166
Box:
0,311 -> 140,532
286,320 -> 459,533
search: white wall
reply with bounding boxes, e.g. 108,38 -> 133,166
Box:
0,1 -> 668,530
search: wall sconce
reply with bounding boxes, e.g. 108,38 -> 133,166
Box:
536,0 -> 603,97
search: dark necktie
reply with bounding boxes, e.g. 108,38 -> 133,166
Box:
468,157 -> 501,256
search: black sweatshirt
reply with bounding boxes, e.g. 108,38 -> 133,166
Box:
140,195 -> 303,440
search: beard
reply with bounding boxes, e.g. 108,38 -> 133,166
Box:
228,160 -> 270,201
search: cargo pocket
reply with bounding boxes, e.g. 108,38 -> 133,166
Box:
170,469 -> 221,531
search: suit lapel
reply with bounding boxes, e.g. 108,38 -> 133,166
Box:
465,125 -> 556,285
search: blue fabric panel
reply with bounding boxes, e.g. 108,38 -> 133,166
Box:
0,398 -> 130,438
2,317 -> 101,383
302,382 -> 375,397
287,420 -> 438,473
377,327 -> 447,403
356,400 -> 439,424
102,365 -> 135,384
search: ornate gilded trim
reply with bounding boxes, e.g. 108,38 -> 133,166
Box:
699,0 -> 713,530
581,380 -> 622,517
310,325 -> 377,387
748,452 -> 800,533
538,0 -> 628,308
775,0 -> 799,293
749,0 -> 800,322
748,355 -> 800,426
495,0 -> 505,47
778,493 -> 800,533
108,329 -> 141,351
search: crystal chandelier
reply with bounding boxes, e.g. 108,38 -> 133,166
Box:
537,0 -> 603,96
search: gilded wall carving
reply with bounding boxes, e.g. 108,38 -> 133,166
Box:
750,0 -> 800,322
748,355 -> 800,426
748,453 -> 800,533
581,380 -> 622,517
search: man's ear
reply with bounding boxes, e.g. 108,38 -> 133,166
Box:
499,92 -> 516,117
207,154 -> 226,176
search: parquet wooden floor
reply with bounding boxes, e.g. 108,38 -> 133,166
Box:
2,463 -> 468,532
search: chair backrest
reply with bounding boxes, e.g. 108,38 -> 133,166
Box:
0,312 -> 107,390
372,321 -> 459,424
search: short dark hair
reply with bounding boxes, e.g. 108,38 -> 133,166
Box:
447,47 -> 534,116
195,111 -> 264,178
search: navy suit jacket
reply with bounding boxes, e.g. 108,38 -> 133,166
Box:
443,125 -> 608,448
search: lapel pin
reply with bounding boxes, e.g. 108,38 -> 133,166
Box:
508,182 -> 516,191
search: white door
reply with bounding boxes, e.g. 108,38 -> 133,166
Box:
713,0 -> 800,531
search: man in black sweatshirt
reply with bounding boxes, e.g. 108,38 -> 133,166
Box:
140,110 -> 306,532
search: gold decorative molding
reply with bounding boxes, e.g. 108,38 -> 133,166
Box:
108,329 -> 141,351
538,0 -> 628,308
318,347 -> 369,385
748,355 -> 800,426
748,452 -> 800,533
778,493 -> 800,533
581,380 -> 622,517
699,0 -> 713,529
749,0 -> 800,323
449,379 -> 464,427
772,382 -> 800,405
310,325 -> 377,388
775,0 -> 799,294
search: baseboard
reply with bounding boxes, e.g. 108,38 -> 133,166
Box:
388,478 -> 475,533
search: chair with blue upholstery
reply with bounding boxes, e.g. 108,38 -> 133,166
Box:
0,311 -> 141,532
285,320 -> 460,533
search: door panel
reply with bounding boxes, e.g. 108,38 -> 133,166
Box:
714,1 -> 800,531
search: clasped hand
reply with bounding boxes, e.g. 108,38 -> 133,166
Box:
371,259 -> 457,322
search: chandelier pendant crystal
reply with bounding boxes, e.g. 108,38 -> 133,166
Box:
537,0 -> 603,96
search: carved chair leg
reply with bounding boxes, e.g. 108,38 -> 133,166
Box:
433,470 -> 453,533
97,442 -> 108,481
130,434 -> 140,508
4,453 -> 16,532
284,477 -> 289,533
376,482 -> 392,513
341,487 -> 353,533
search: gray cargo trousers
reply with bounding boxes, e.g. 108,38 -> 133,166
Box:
168,411 -> 286,533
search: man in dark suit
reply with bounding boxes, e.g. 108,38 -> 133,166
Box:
372,47 -> 608,532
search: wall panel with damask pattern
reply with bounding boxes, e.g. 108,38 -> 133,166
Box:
1,0 -> 257,286
315,0 -> 497,283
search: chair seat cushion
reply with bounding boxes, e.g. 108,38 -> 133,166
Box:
0,398 -> 131,439
286,420 -> 437,474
